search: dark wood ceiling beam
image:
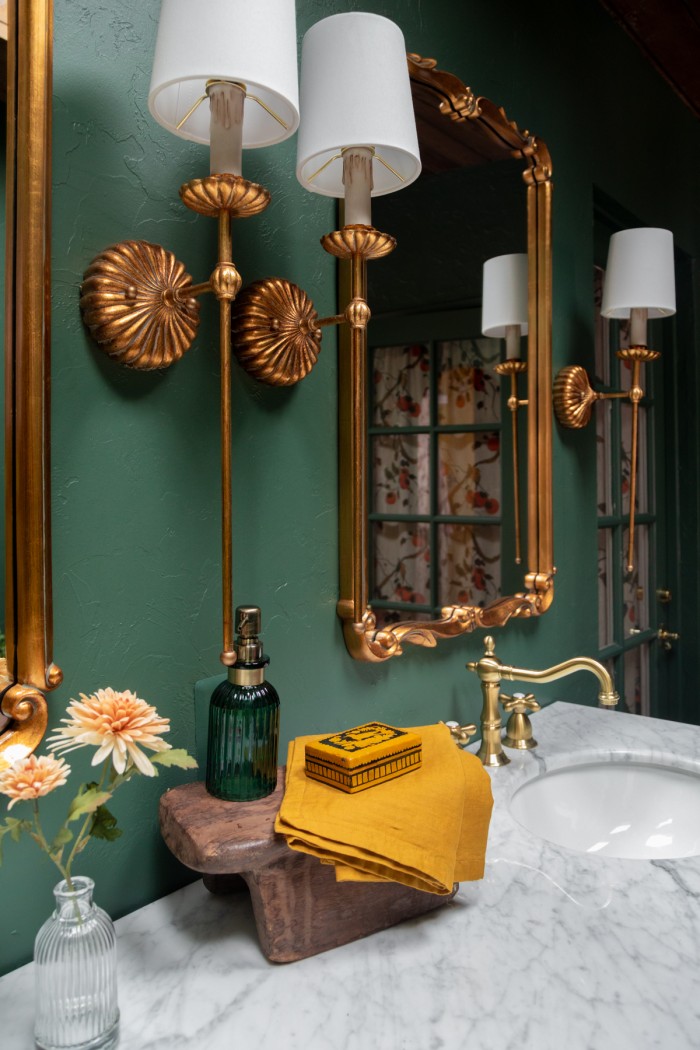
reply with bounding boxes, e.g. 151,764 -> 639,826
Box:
599,0 -> 700,119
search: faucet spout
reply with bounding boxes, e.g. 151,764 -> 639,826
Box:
466,636 -> 619,767
499,656 -> 619,708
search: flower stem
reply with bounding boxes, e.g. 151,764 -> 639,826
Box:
63,762 -> 110,883
32,801 -> 71,886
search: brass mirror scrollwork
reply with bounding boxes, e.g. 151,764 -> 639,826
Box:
337,55 -> 554,662
0,0 -> 62,765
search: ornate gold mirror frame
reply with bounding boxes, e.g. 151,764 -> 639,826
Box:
0,0 -> 61,765
337,55 -> 554,662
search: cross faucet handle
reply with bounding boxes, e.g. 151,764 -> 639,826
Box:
500,692 -> 540,715
500,692 -> 540,751
441,720 -> 478,747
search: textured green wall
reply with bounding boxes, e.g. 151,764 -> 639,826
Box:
2,0 -> 699,974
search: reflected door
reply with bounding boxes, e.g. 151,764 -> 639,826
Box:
594,222 -> 682,718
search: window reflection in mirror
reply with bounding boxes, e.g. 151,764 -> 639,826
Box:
368,157 -> 527,627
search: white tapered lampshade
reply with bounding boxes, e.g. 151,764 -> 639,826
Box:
601,228 -> 676,319
296,12 -> 421,197
148,0 -> 299,148
481,254 -> 529,337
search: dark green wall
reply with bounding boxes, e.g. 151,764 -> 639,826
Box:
2,0 -> 698,974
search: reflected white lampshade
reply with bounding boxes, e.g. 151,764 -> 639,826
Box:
482,254 -> 529,338
601,228 -> 676,319
148,0 -> 299,148
296,12 -> 421,197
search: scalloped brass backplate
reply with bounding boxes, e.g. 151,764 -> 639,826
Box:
553,365 -> 599,429
231,277 -> 322,387
80,240 -> 200,370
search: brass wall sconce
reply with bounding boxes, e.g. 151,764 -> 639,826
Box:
79,3 -> 420,673
482,252 -> 529,565
554,227 -> 676,572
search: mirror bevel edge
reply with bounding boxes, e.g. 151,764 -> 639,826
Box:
0,0 -> 61,765
337,54 -> 554,663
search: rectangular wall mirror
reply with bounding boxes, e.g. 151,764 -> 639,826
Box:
337,55 -> 555,662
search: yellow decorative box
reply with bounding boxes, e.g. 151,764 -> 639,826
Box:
305,722 -> 422,794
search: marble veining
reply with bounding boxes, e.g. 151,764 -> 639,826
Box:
2,702 -> 700,1049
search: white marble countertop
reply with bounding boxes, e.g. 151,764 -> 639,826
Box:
3,701 -> 700,1049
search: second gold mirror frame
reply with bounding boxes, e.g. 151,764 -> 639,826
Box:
337,55 -> 554,662
0,0 -> 61,763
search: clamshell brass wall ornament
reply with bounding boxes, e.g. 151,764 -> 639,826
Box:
336,54 -> 555,662
1,0 -> 63,766
80,241 -> 201,370
231,278 -> 321,386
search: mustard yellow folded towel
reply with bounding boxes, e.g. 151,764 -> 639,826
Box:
274,722 -> 493,895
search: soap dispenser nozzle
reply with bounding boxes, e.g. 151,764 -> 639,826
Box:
234,604 -> 263,664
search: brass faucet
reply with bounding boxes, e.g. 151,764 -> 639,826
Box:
465,635 -> 620,767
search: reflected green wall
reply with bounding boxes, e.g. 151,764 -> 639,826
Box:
1,0 -> 699,974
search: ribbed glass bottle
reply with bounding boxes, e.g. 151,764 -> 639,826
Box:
206,671 -> 280,801
34,877 -> 120,1050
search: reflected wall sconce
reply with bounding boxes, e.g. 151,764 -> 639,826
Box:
79,4 -> 419,668
482,252 -> 529,565
553,227 -> 676,573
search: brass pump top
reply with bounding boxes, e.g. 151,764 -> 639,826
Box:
235,605 -> 263,663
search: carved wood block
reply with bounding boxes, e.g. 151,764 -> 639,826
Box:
159,770 -> 456,963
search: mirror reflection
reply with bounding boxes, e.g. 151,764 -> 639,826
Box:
336,55 -> 554,661
369,156 -> 527,626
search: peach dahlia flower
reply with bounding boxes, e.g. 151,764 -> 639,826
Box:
47,688 -> 171,776
0,753 -> 71,809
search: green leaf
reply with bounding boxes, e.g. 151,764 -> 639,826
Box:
89,804 -> 122,843
0,820 -> 24,866
3,817 -> 27,839
150,748 -> 198,770
50,827 -> 73,852
67,786 -> 112,823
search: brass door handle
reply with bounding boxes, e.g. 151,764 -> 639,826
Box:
657,626 -> 679,651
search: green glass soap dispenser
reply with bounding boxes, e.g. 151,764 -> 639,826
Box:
206,605 -> 280,801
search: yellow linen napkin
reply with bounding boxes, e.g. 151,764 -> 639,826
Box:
274,722 -> 493,895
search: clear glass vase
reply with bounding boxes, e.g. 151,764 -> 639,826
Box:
34,876 -> 120,1050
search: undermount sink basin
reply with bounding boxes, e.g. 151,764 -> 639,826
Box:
509,759 -> 700,860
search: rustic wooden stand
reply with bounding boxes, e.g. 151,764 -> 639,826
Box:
159,768 -> 456,963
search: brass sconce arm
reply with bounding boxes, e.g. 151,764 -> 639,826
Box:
553,344 -> 659,574
495,359 -> 528,565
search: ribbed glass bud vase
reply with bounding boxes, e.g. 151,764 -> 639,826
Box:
34,877 -> 120,1050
